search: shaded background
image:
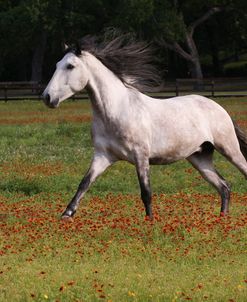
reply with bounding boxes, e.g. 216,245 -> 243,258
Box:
0,0 -> 247,82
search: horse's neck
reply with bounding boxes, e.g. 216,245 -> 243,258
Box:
85,54 -> 130,120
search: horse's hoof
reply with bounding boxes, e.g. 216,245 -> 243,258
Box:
220,211 -> 228,217
61,209 -> 75,219
144,215 -> 154,222
61,215 -> 74,222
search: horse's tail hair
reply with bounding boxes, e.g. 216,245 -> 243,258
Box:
233,120 -> 247,160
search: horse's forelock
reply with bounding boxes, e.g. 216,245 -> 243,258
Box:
64,42 -> 82,57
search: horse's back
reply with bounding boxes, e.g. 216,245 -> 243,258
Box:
146,94 -> 233,131
143,94 -> 235,161
147,94 -> 225,114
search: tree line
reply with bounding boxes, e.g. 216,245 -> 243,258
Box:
0,0 -> 247,83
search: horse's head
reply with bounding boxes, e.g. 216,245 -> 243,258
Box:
42,52 -> 88,108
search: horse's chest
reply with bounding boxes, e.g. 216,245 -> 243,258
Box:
93,123 -> 138,162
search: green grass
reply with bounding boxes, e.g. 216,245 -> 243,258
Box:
0,98 -> 247,301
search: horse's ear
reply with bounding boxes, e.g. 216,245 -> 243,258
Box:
61,43 -> 69,51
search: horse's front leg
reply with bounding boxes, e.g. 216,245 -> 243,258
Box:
62,154 -> 113,219
136,158 -> 153,219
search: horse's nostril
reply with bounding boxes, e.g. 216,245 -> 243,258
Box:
45,93 -> 51,104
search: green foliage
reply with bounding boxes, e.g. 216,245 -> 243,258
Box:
224,60 -> 247,76
1,0 -> 247,80
153,4 -> 187,42
112,0 -> 154,30
0,5 -> 32,55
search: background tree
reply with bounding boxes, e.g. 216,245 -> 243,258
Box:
150,1 -> 226,80
0,0 -> 113,81
0,0 -> 247,82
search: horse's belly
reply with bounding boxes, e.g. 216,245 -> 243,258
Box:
149,156 -> 178,165
150,132 -> 207,164
149,149 -> 192,165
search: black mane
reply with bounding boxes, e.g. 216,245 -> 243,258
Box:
67,32 -> 163,92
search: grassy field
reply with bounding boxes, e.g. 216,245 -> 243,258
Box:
0,98 -> 247,302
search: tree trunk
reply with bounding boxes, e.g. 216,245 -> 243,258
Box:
31,31 -> 47,82
188,58 -> 204,90
161,6 -> 224,81
188,57 -> 203,79
160,38 -> 204,80
185,32 -> 203,81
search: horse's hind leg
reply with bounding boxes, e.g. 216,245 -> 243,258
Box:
216,145 -> 247,179
135,157 -> 152,219
187,143 -> 231,215
214,122 -> 247,178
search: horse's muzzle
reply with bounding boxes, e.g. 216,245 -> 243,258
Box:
42,93 -> 59,108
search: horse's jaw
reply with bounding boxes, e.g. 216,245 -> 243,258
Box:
42,89 -> 75,108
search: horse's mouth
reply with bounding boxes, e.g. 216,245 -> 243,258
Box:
47,98 -> 60,109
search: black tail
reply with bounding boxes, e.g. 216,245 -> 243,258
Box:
233,121 -> 247,160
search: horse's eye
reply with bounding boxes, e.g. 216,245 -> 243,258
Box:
67,64 -> 75,70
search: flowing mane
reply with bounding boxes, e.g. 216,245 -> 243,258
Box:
67,32 -> 163,92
